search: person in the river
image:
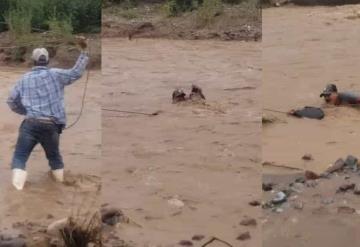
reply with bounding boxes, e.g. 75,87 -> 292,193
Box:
320,83 -> 360,105
7,37 -> 89,190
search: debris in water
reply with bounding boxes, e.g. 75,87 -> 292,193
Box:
289,106 -> 325,120
344,155 -> 358,171
262,183 -> 273,191
167,197 -> 185,208
100,207 -> 125,226
337,183 -> 355,193
302,154 -> 313,161
262,115 -> 277,125
337,206 -> 356,214
239,217 -> 257,226
249,200 -> 261,207
236,231 -> 251,241
324,158 -> 345,174
179,240 -> 193,246
304,170 -> 320,180
192,235 -> 205,241
272,191 -> 287,204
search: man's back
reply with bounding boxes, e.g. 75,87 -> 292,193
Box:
7,53 -> 89,126
338,92 -> 360,105
19,67 -> 66,124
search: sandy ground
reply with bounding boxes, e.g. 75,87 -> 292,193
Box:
102,38 -> 261,246
0,64 -> 101,243
263,5 -> 360,247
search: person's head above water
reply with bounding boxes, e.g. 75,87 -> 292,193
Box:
320,83 -> 338,103
32,48 -> 49,66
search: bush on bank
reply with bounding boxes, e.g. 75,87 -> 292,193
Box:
0,0 -> 101,34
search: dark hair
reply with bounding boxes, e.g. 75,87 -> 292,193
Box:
34,55 -> 49,66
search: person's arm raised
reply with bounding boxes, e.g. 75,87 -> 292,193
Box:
51,37 -> 89,86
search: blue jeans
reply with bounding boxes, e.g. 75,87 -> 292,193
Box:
11,119 -> 64,170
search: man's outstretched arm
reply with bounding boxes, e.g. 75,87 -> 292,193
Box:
51,37 -> 89,86
51,52 -> 89,86
7,83 -> 26,115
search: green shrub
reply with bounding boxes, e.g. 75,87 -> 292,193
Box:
103,0 -> 138,8
0,0 -> 101,34
121,8 -> 139,19
197,0 -> 223,26
163,0 -> 197,16
48,17 -> 73,41
0,0 -> 10,32
6,0 -> 33,39
223,0 -> 242,3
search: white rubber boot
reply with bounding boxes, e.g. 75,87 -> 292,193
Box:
51,169 -> 64,182
12,168 -> 27,190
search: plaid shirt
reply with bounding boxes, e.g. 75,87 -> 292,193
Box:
7,52 -> 89,126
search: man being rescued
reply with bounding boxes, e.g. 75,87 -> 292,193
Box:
320,83 -> 360,105
7,37 -> 89,190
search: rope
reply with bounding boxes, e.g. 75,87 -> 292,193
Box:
65,46 -> 92,130
201,237 -> 233,247
263,108 -> 288,114
102,108 -> 161,116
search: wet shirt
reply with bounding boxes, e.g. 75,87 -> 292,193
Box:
7,53 -> 89,126
337,92 -> 360,105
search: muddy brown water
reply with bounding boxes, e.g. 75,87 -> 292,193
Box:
263,5 -> 360,247
0,67 -> 101,241
263,5 -> 360,174
102,38 -> 261,246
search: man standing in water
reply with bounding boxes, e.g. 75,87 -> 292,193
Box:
7,38 -> 89,190
320,83 -> 360,105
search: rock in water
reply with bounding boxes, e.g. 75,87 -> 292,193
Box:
101,207 -> 125,226
272,191 -> 287,204
239,217 -> 257,226
338,183 -> 355,192
305,170 -> 320,180
167,198 -> 185,208
337,206 -> 356,214
262,183 -> 273,191
302,154 -> 313,161
325,158 -> 345,174
178,240 -> 193,246
192,235 -> 205,241
344,155 -> 358,171
249,200 -> 261,206
237,231 -> 251,241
